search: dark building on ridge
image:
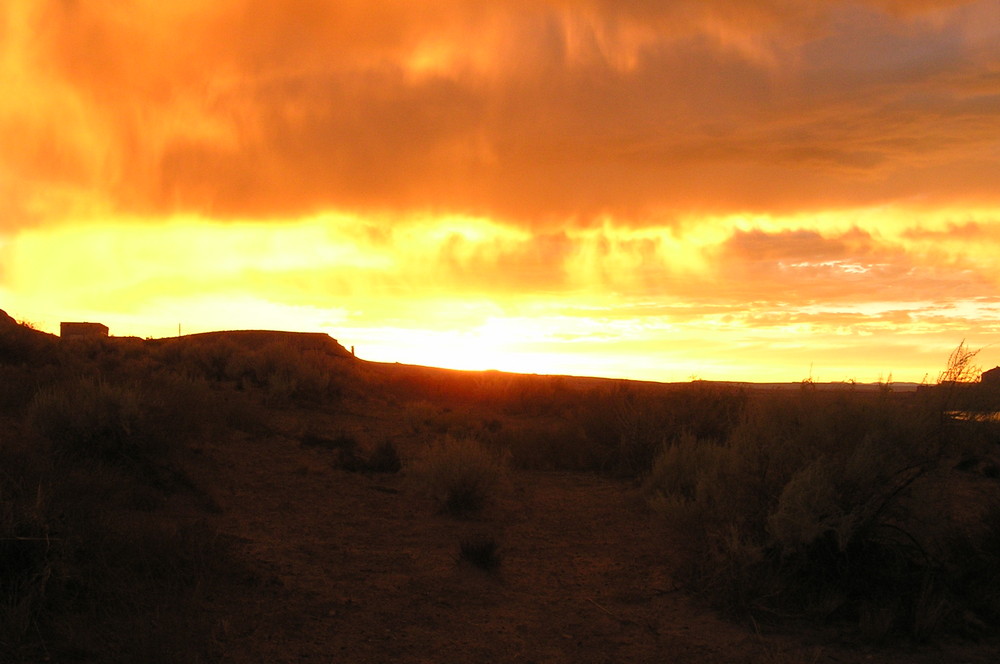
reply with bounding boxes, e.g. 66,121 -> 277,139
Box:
60,322 -> 109,338
981,366 -> 1000,386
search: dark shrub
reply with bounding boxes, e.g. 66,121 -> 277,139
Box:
645,387 -> 1000,639
365,440 -> 402,473
459,534 -> 502,570
0,474 -> 57,652
0,316 -> 56,366
415,437 -> 507,516
573,382 -> 748,477
0,366 -> 39,413
27,374 -> 220,462
29,378 -> 153,460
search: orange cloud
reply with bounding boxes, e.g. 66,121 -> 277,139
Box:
3,0 -> 998,227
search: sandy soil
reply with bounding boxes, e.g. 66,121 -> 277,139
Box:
170,405 -> 999,664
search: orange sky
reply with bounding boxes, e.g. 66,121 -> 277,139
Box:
3,0 -> 1000,382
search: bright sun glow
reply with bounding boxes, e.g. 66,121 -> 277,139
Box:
5,204 -> 1000,383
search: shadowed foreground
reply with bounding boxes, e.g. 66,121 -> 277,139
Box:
2,311 -> 999,662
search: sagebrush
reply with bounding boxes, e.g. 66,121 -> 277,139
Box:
644,386 -> 1000,639
415,437 -> 508,516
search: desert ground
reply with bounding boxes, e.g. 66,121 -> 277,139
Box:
2,311 -> 999,662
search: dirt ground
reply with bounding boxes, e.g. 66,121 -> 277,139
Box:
172,404 -> 1000,664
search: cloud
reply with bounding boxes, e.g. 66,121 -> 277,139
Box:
901,220 -> 989,240
721,228 -> 854,261
6,208 -> 996,328
2,0 -> 999,229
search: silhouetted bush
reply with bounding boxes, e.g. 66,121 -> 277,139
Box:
365,440 -> 402,473
151,335 -> 348,407
459,533 -> 502,570
0,471 -> 57,653
486,418 -> 601,471
0,366 -> 41,413
232,342 -> 335,404
311,436 -> 402,474
29,378 -> 157,460
26,372 -> 233,463
644,388 -> 1000,640
569,382 -> 749,477
300,432 -> 357,450
945,501 -> 1000,630
302,432 -> 363,471
0,316 -> 56,366
415,437 -> 508,516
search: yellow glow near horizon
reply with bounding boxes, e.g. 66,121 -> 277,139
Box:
4,204 -> 1000,383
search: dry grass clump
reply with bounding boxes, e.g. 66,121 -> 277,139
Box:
613,382 -> 748,477
152,335 -> 351,406
472,382 -> 748,475
565,382 -> 748,476
28,378 -> 155,460
0,316 -> 56,366
415,437 -> 508,516
302,434 -> 402,473
26,374 -> 231,462
224,342 -> 338,404
459,533 -> 503,570
485,418 -> 597,471
0,474 -> 57,654
300,432 -> 358,450
0,366 -> 44,414
365,440 -> 403,473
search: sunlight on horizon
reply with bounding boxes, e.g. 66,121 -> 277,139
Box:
4,203 -> 1000,384
6,285 -> 994,385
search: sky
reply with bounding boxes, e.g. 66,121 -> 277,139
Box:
3,0 -> 1000,383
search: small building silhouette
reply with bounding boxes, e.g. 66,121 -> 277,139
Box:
60,322 -> 109,338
